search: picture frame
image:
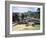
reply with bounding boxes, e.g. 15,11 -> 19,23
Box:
5,1 -> 45,37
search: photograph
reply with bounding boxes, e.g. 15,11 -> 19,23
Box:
10,4 -> 43,34
12,6 -> 40,31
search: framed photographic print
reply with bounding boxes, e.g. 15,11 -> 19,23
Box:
5,1 -> 45,37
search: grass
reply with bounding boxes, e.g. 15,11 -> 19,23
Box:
31,25 -> 40,30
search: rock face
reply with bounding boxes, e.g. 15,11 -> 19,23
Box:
12,13 -> 19,22
12,13 -> 40,24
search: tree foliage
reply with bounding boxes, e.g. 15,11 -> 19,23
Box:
24,8 -> 40,18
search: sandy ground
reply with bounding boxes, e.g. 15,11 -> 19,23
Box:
12,22 -> 40,31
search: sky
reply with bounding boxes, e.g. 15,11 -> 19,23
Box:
12,6 -> 38,13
